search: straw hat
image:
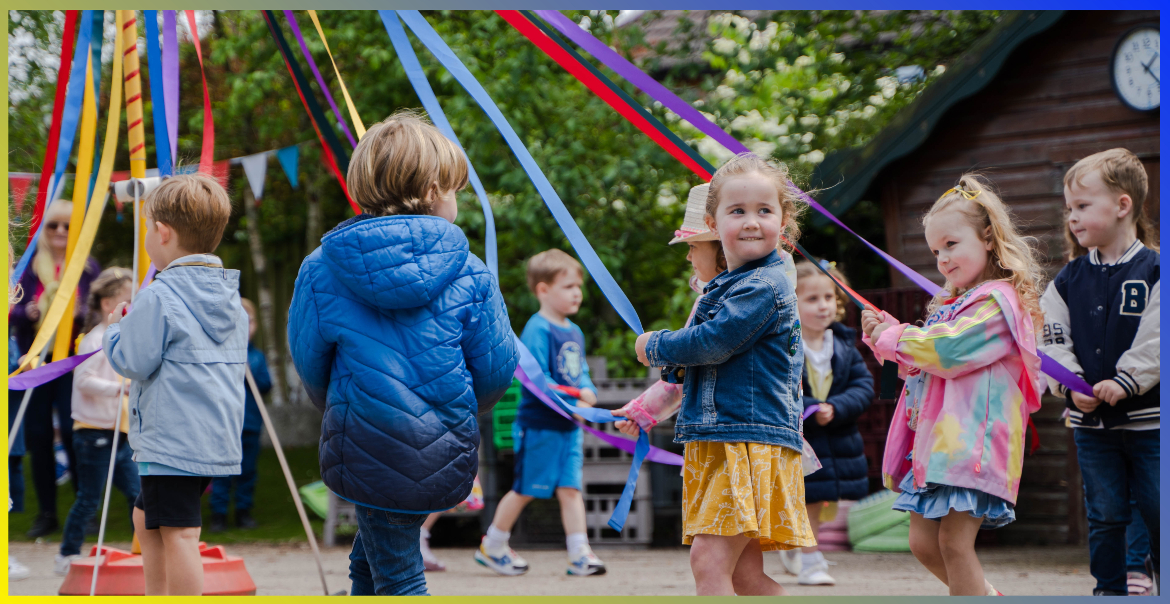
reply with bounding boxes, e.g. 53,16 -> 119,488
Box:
668,184 -> 719,245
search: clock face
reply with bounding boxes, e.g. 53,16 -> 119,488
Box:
1112,26 -> 1160,112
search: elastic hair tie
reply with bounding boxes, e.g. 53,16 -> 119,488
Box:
940,187 -> 981,201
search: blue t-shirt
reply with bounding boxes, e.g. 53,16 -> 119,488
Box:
515,313 -> 596,431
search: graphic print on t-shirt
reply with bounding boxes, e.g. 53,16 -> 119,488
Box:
557,341 -> 584,386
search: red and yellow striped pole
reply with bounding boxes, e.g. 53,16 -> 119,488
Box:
119,10 -> 150,286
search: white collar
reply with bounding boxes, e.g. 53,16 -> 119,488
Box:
802,329 -> 835,376
1089,239 -> 1144,266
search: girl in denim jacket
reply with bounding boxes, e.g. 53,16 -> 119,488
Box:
633,154 -> 813,596
861,176 -> 1046,596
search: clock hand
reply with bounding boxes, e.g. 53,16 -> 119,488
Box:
1142,52 -> 1159,84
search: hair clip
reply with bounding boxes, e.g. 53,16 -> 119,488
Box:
818,259 -> 836,271
940,187 -> 981,201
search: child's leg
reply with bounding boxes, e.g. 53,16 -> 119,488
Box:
690,533 -> 751,596
160,525 -> 203,595
1126,430 -> 1159,573
8,456 -> 24,513
59,430 -> 108,557
422,512 -> 441,532
133,507 -> 167,595
1074,428 -> 1130,593
488,490 -> 533,533
555,487 -> 586,536
802,501 -> 824,554
731,539 -> 785,595
235,431 -> 261,516
936,510 -> 985,596
908,512 -> 948,586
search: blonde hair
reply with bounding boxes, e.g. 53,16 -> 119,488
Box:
705,153 -> 804,251
794,260 -> 850,322
143,173 -> 233,253
84,267 -> 133,331
347,109 -> 469,217
923,174 -> 1046,329
526,249 -> 583,294
1063,148 -> 1157,259
31,200 -> 73,327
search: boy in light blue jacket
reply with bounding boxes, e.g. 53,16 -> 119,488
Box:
104,173 -> 245,596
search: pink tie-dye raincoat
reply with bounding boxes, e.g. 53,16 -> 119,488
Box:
863,280 -> 1043,505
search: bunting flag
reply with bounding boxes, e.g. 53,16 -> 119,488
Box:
276,145 -> 300,188
9,176 -> 33,215
185,10 -> 215,173
239,152 -> 269,201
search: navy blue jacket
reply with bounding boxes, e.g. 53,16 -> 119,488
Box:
801,323 -> 874,503
288,214 -> 519,513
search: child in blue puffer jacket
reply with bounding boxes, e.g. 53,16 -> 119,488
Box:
288,110 -> 519,596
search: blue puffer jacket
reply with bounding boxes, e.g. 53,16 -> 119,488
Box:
802,323 -> 874,503
288,214 -> 518,513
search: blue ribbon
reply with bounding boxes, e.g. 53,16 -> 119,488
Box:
608,430 -> 649,532
144,10 -> 173,177
87,11 -> 103,200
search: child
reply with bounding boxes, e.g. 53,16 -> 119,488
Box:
1039,148 -> 1159,596
633,153 -> 814,596
104,173 -> 246,596
860,175 -> 1046,596
778,260 -> 874,586
209,297 -> 270,533
8,241 -> 30,582
288,110 -> 518,596
475,249 -> 606,577
55,268 -> 141,575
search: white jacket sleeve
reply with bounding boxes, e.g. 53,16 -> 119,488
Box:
1114,280 -> 1159,397
1039,280 -> 1084,396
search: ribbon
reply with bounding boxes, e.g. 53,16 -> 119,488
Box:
8,350 -> 100,390
144,10 -> 173,177
184,10 -> 215,173
86,12 -> 104,200
122,10 -> 153,287
803,405 -> 819,421
307,10 -> 366,140
48,10 -> 94,224
26,11 -> 79,246
163,11 -> 179,164
379,10 -> 497,277
608,430 -> 649,532
284,10 -> 357,148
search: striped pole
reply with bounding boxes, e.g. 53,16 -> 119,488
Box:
119,10 -> 151,285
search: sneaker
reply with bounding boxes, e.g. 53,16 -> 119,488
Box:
474,540 -> 529,576
567,548 -> 606,576
1147,555 -> 1160,595
797,553 -> 835,586
26,512 -> 59,539
1129,572 -> 1154,596
209,513 -> 228,533
235,509 -> 258,530
778,549 -> 801,576
421,536 -> 446,572
9,556 -> 30,581
54,553 -> 80,576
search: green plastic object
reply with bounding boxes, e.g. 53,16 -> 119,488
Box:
299,480 -> 330,520
492,379 -> 522,451
852,521 -> 912,552
848,489 -> 908,544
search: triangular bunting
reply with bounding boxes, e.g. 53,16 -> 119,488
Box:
240,152 -> 269,202
10,176 -> 33,215
276,145 -> 299,189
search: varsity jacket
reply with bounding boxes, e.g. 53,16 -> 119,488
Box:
1039,240 -> 1160,428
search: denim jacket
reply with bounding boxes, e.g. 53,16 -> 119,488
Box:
645,250 -> 804,451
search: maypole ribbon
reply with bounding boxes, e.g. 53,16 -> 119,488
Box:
284,10 -> 357,148
184,10 -> 215,173
162,11 -> 179,164
122,10 -> 153,287
49,10 -> 95,205
307,10 -> 366,140
378,10 -> 496,277
14,16 -> 124,375
86,12 -> 104,200
144,10 -> 173,177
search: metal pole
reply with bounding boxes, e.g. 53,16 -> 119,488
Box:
89,378 -> 127,596
131,179 -> 141,297
247,366 -> 331,595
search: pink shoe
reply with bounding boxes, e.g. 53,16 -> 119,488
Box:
424,558 -> 447,572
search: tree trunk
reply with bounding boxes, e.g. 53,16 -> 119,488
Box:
243,187 -> 288,406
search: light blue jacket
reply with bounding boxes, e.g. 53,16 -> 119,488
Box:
104,254 -> 248,476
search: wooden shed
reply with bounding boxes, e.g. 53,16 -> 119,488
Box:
814,10 -> 1160,546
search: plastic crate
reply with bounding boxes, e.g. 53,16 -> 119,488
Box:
492,379 -> 522,451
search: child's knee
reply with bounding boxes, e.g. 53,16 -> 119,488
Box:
908,530 -> 940,563
555,487 -> 581,502
160,526 -> 201,544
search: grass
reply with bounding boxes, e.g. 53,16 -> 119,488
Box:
8,444 -> 328,545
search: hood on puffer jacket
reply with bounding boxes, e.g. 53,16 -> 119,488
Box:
319,214 -> 470,311
154,254 -> 241,344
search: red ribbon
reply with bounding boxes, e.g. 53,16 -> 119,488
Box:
185,10 -> 215,174
29,11 -> 79,243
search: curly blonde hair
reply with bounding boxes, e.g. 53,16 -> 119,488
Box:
705,153 -> 805,251
923,174 -> 1046,329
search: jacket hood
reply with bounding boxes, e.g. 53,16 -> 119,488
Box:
320,215 -> 470,310
155,254 -> 241,344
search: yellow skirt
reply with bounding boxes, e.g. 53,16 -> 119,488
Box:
682,441 -> 816,551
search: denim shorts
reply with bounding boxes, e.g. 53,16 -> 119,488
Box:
512,425 -> 583,498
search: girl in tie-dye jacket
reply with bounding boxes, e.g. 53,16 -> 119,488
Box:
861,175 -> 1046,596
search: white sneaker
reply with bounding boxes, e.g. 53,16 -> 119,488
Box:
567,547 -> 606,576
53,553 -> 80,576
778,548 -> 801,575
798,553 -> 836,586
9,556 -> 30,581
474,539 -> 529,576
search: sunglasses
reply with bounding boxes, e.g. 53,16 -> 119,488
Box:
44,222 -> 70,232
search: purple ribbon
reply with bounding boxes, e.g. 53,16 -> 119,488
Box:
514,367 -> 683,466
8,350 -> 100,391
803,405 -> 818,421
163,11 -> 179,164
283,10 -> 357,148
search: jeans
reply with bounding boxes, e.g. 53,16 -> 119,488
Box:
24,373 -> 77,517
1074,428 -> 1160,593
9,457 -> 24,513
1127,501 -> 1152,574
349,504 -> 428,596
59,429 -> 140,557
210,431 -> 260,515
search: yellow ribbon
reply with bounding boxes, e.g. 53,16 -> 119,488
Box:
119,10 -> 152,286
14,18 -> 123,375
52,53 -> 100,362
307,10 -> 366,140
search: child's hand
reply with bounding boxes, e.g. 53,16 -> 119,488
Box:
1071,391 -> 1102,414
861,309 -> 882,337
635,332 -> 653,367
107,302 -> 129,325
1092,380 -> 1128,406
24,302 -> 40,322
870,322 -> 894,343
578,389 -> 597,407
610,408 -> 641,437
814,402 -> 835,426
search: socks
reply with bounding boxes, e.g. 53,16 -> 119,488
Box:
566,532 -> 589,556
484,525 -> 510,553
801,551 -> 822,568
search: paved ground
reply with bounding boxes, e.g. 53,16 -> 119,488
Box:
9,540 -> 1096,596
